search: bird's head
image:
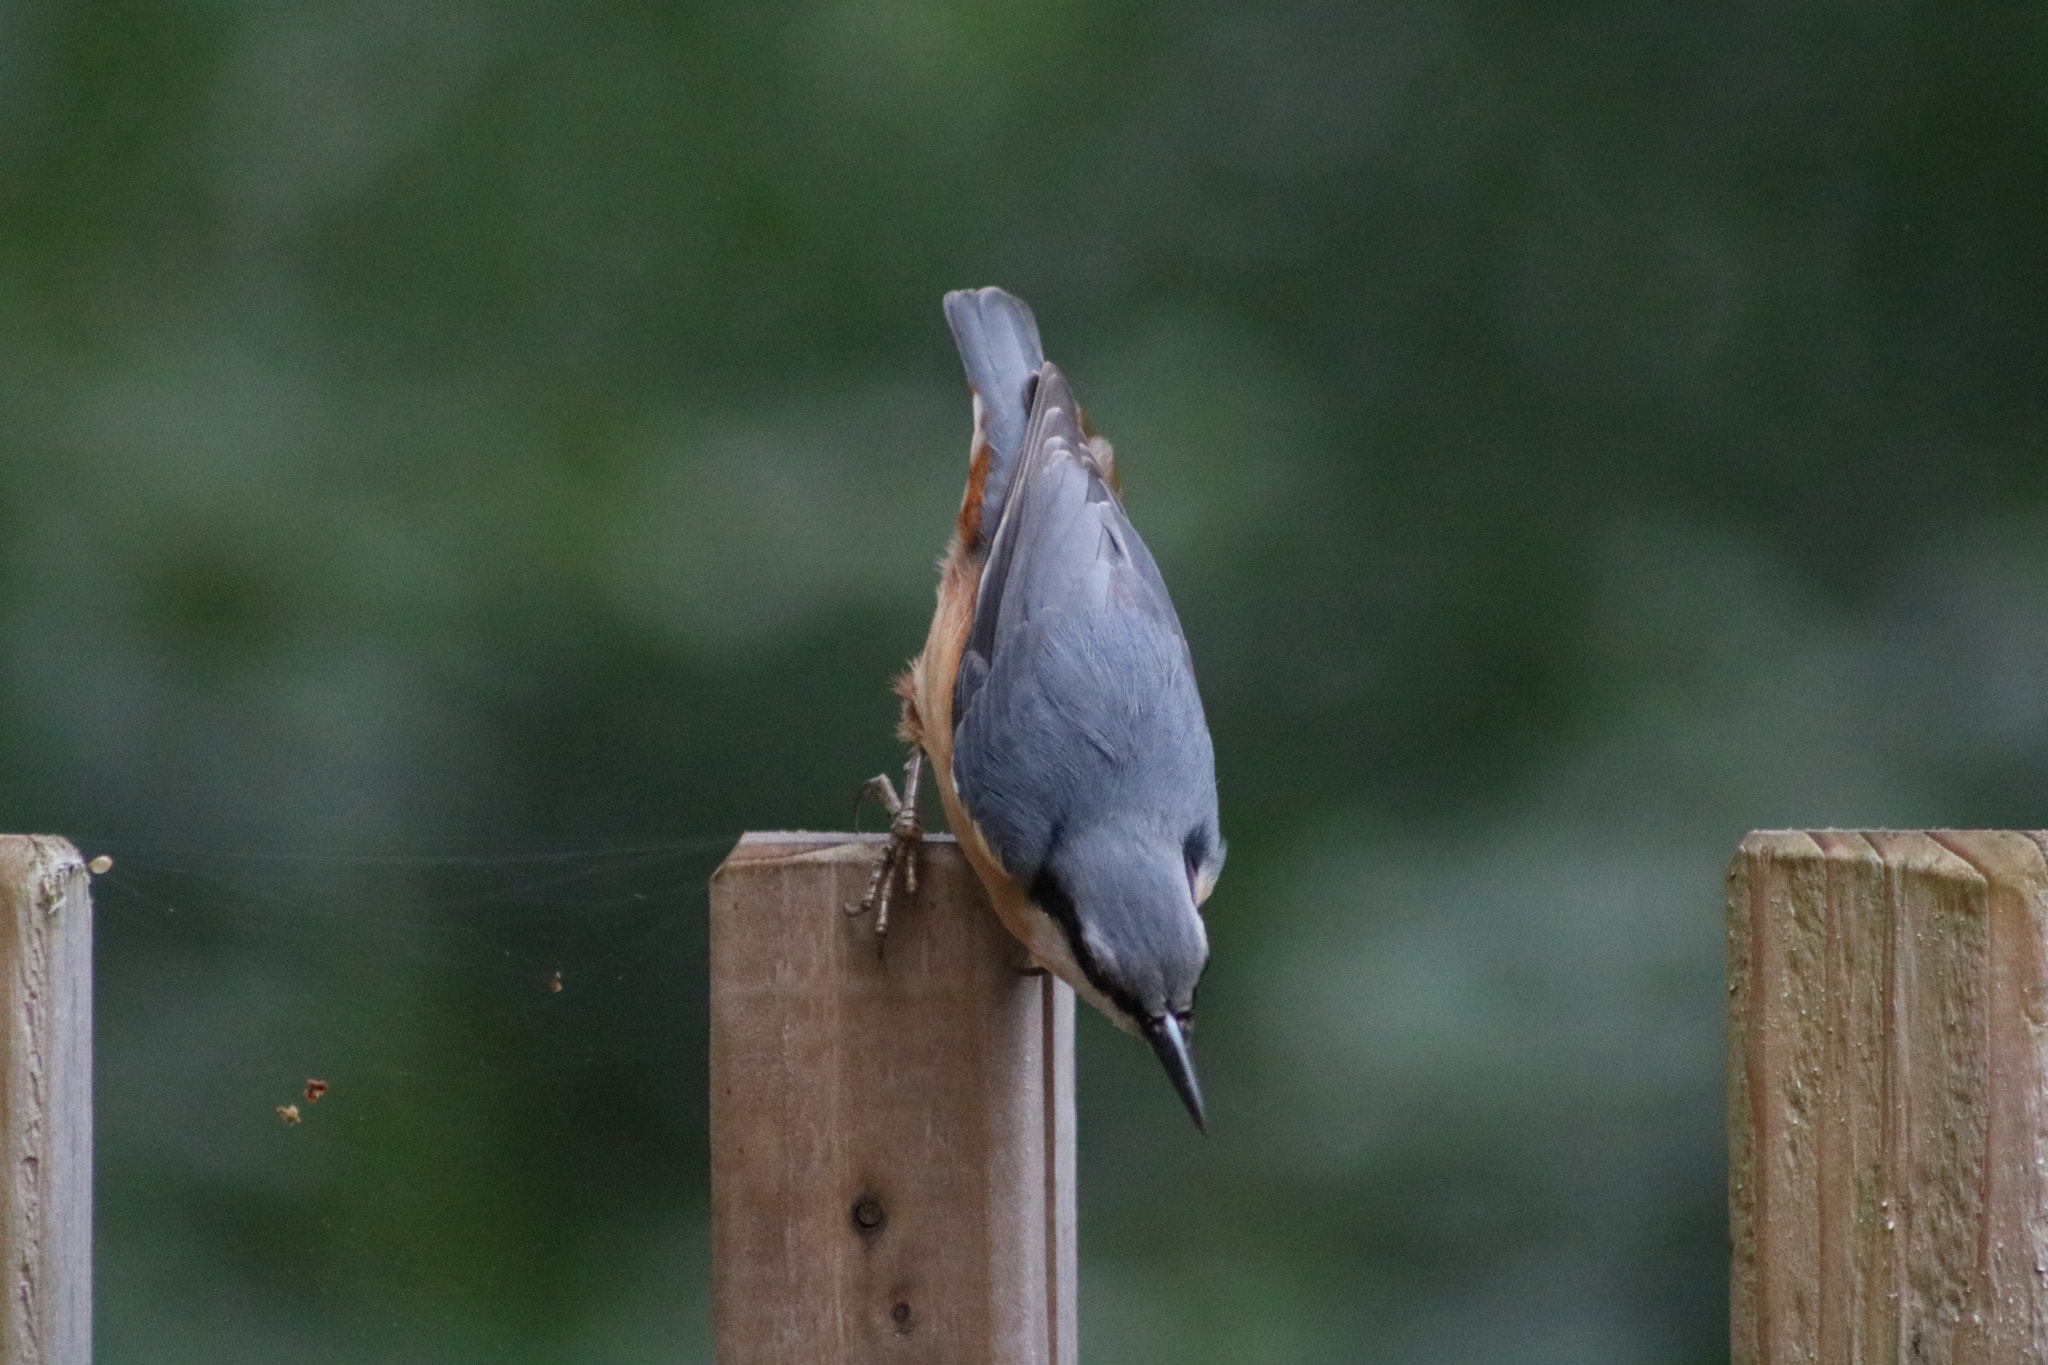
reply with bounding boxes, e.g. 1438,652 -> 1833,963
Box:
1029,821 -> 1225,1131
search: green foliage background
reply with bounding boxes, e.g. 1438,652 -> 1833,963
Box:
4,1 -> 2046,1359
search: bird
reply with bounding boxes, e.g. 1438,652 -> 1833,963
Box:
857,286 -> 1225,1132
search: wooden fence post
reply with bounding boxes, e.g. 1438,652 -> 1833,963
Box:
1729,830 -> 2048,1364
709,832 -> 1077,1365
0,836 -> 93,1365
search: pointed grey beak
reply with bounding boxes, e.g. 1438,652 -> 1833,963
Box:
1143,1014 -> 1207,1133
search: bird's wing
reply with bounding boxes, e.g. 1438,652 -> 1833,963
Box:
950,364 -> 1212,882
965,364 -> 1184,677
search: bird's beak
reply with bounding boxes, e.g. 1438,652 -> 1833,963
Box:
1143,1014 -> 1207,1134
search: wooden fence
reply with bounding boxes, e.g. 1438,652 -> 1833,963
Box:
709,833 -> 1077,1364
1729,831 -> 2048,1362
15,826 -> 2048,1362
0,836 -> 92,1365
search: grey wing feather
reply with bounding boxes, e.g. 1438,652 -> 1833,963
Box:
951,365 -> 1216,886
943,288 -> 1044,544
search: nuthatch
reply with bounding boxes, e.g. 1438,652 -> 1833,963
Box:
859,287 -> 1224,1132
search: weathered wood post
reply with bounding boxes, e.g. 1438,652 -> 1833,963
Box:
1729,830 -> 2048,1363
0,836 -> 93,1365
709,832 -> 1077,1364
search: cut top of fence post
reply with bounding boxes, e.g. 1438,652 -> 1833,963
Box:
1728,830 -> 2048,1365
0,836 -> 93,1365
709,832 -> 1077,1365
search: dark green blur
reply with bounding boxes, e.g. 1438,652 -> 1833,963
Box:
3,2 -> 2045,1360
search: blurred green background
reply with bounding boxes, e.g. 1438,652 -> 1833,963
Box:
4,1 -> 2045,1360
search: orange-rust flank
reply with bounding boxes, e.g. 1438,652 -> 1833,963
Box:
956,439 -> 993,548
912,539 -> 980,762
303,1078 -> 329,1103
893,407 -> 997,757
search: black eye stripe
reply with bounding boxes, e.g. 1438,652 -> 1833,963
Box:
1027,863 -> 1144,1022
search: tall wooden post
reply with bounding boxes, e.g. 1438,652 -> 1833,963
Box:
0,836 -> 93,1365
709,832 -> 1077,1365
1729,830 -> 2048,1363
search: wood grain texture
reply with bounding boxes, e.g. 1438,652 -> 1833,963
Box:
710,833 -> 1076,1365
1730,830 -> 2048,1364
0,836 -> 92,1365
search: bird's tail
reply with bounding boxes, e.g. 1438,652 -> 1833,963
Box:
943,287 -> 1044,546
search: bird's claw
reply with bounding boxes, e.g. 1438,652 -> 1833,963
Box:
849,751 -> 925,936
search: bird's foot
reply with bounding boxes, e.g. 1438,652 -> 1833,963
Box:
849,750 -> 924,936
